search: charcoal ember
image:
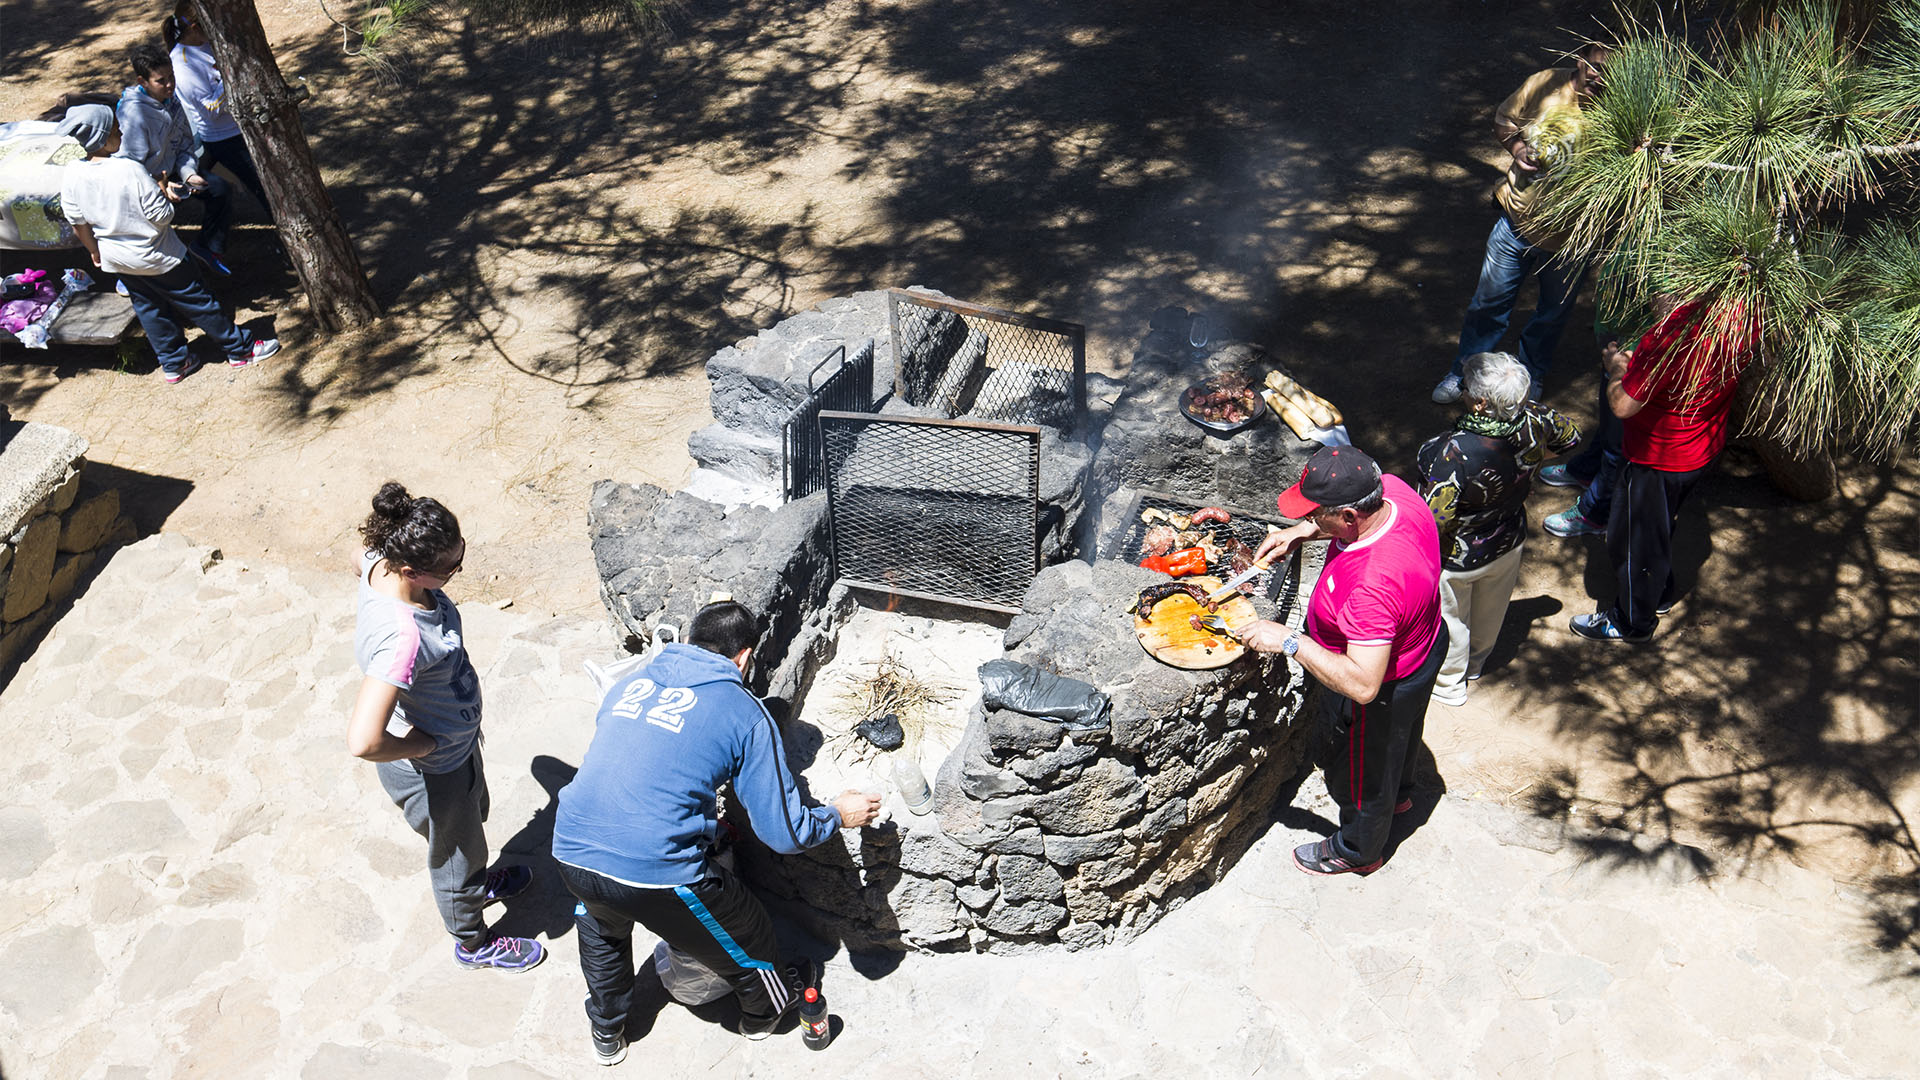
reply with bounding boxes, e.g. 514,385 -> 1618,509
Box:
856,712 -> 905,750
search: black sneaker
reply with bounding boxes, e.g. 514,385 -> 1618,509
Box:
453,933 -> 546,972
1292,838 -> 1382,876
1569,612 -> 1653,644
739,959 -> 810,1040
592,1028 -> 627,1066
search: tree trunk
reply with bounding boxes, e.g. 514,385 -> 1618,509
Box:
192,0 -> 381,332
1751,436 -> 1839,502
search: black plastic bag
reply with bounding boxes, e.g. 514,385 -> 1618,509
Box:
977,660 -> 1110,731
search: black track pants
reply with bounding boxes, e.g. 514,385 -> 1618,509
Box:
1319,623 -> 1447,864
1605,461 -> 1704,636
558,860 -> 795,1037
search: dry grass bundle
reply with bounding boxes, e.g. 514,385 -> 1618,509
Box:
824,649 -> 963,766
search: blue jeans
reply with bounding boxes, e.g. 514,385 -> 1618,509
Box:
1452,214 -> 1590,387
121,261 -> 253,374
1567,372 -> 1625,520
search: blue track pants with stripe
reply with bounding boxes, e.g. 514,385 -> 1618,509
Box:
558,860 -> 795,1038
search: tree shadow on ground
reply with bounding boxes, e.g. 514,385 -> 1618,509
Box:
1512,451 -> 1920,978
227,0 -> 1603,417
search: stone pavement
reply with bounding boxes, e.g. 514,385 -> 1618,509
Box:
1,536 -> 1914,1079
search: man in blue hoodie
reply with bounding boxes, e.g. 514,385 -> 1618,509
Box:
553,601 -> 881,1065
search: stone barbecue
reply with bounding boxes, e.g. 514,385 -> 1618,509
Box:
591,292 -> 1325,952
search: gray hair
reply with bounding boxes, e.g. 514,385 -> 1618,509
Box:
1462,351 -> 1531,420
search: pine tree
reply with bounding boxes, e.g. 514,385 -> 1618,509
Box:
1530,1 -> 1920,479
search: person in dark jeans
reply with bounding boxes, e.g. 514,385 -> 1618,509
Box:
552,601 -> 881,1065
59,113 -> 278,384
1570,298 -> 1757,642
1234,447 -> 1447,875
1539,294 -> 1680,536
1433,45 -> 1609,404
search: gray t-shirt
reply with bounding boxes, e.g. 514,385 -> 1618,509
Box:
355,552 -> 482,775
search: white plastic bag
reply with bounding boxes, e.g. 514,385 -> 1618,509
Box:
652,939 -> 731,1006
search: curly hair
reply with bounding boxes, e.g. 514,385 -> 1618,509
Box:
358,482 -> 462,572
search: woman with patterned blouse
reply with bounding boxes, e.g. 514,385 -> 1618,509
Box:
1416,352 -> 1581,704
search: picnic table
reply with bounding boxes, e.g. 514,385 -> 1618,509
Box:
0,289 -> 138,347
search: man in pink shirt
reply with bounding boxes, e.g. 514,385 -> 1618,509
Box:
1238,447 -> 1446,875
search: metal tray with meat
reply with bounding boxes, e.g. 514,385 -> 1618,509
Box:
1178,372 -> 1266,434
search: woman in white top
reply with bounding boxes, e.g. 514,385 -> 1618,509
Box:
162,5 -> 271,218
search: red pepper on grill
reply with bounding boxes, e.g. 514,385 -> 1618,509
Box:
1140,547 -> 1208,577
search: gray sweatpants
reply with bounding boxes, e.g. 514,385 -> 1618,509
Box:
378,748 -> 490,948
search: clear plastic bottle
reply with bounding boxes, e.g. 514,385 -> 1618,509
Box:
799,986 -> 831,1050
892,753 -> 933,815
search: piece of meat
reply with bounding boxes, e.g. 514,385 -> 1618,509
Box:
1141,523 -> 1178,557
1191,507 -> 1231,525
1135,581 -> 1220,619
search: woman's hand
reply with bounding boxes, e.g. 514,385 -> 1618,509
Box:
346,676 -> 437,761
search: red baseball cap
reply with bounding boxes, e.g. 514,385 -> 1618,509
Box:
1276,446 -> 1380,518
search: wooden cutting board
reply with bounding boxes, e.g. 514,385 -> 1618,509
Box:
1132,575 -> 1261,669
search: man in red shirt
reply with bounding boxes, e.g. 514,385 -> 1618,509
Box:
1238,447 -> 1446,875
1570,299 -> 1756,642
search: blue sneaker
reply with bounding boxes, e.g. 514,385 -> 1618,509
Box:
189,244 -> 233,277
1543,506 -> 1606,538
1538,464 -> 1586,488
484,864 -> 533,906
1569,612 -> 1652,644
454,933 -> 545,972
1431,373 -> 1463,404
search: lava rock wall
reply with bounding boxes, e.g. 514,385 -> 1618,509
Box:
740,559 -> 1314,954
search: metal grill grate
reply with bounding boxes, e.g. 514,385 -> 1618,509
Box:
819,410 -> 1041,614
782,340 -> 876,502
1109,491 -> 1302,610
888,289 -> 1086,430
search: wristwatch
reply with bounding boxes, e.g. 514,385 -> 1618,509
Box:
1280,633 -> 1300,657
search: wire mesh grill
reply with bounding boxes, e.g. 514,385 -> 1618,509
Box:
1109,491 -> 1301,610
820,410 -> 1041,613
888,290 -> 1085,430
782,340 -> 876,502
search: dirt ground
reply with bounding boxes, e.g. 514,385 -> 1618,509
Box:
3,0 -> 1914,965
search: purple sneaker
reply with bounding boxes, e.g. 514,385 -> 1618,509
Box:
484,864 -> 533,906
455,933 -> 546,972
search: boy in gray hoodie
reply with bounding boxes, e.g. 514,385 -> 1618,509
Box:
115,44 -> 233,272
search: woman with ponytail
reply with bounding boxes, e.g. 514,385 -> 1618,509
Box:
348,482 -> 545,973
162,4 -> 271,221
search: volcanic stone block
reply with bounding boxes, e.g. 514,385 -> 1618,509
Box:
996,854 -> 1066,903
956,884 -> 998,910
961,753 -> 1029,800
1058,922 -> 1106,951
2,513 -> 56,622
58,488 -> 118,554
984,708 -> 1065,756
0,423 -> 87,536
982,898 -> 1067,936
1010,736 -> 1100,784
1029,758 -> 1146,836
897,306 -> 967,405
49,467 -> 81,513
686,423 -> 783,487
705,341 -> 816,437
928,327 -> 987,417
1041,828 -> 1129,866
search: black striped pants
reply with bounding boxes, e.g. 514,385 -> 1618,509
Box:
558,860 -> 796,1037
